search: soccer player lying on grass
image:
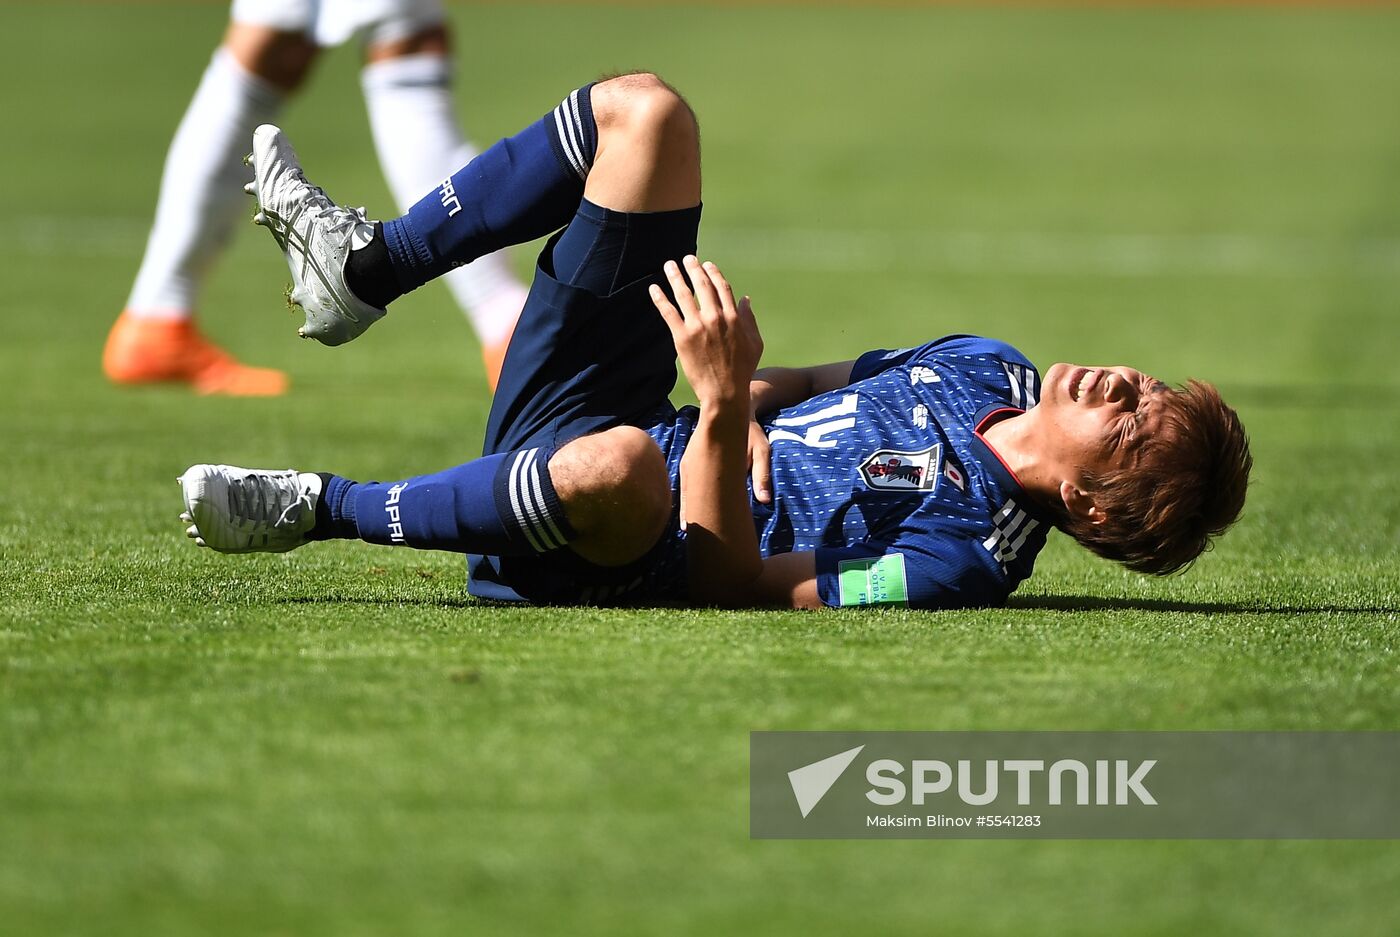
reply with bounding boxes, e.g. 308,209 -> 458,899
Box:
178,72 -> 1252,610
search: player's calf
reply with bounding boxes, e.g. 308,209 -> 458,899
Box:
338,81 -> 606,314
253,72 -> 701,349
179,428 -> 672,567
181,448 -> 575,558
181,429 -> 646,560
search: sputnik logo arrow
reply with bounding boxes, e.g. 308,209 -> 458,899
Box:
787,745 -> 865,818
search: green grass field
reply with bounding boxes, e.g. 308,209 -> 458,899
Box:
3,2 -> 1399,933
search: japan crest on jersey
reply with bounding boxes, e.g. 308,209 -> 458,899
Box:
859,445 -> 941,493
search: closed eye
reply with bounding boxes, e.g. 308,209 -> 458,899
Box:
1127,379 -> 1168,446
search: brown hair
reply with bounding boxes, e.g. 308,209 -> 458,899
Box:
1062,380 -> 1252,575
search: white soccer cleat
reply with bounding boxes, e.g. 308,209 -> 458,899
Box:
247,124 -> 385,346
179,464 -> 322,554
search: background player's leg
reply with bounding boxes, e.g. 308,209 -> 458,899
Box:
359,24 -> 527,387
106,21 -> 316,396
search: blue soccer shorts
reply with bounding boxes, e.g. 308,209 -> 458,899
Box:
468,198 -> 702,604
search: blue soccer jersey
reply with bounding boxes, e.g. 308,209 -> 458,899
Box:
463,198 -> 1050,609
481,331 -> 1053,609
745,334 -> 1051,609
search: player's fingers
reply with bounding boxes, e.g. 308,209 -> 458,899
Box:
683,255 -> 721,319
702,261 -> 736,315
750,423 -> 773,504
737,294 -> 756,323
737,295 -> 760,334
649,284 -> 684,337
663,261 -> 698,319
738,296 -> 764,354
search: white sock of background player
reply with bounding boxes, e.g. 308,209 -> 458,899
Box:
126,48 -> 283,319
361,52 -> 527,358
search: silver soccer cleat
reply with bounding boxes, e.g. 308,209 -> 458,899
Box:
246,124 -> 385,346
179,464 -> 322,554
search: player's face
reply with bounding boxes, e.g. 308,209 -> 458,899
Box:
1037,363 -> 1172,480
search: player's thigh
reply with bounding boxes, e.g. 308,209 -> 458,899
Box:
315,0 -> 447,48
230,0 -> 316,34
482,201 -> 702,457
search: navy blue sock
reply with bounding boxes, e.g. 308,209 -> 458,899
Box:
375,85 -> 598,301
309,447 -> 575,556
308,473 -> 358,540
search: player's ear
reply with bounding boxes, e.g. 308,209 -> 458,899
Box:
1058,480 -> 1107,526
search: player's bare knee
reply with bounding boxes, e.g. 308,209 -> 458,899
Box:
552,427 -> 672,566
364,23 -> 450,63
594,72 -> 698,154
224,23 -> 317,92
628,78 -> 698,152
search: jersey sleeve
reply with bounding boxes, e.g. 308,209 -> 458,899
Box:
850,335 -> 1036,384
813,537 -> 1008,611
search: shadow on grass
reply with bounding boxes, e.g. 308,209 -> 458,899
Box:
1008,595 -> 1400,616
278,594 -> 477,609
275,594 -> 696,611
276,593 -> 1399,616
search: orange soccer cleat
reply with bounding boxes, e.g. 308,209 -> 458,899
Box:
481,336 -> 510,392
103,312 -> 289,397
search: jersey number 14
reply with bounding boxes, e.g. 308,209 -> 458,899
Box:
767,393 -> 859,449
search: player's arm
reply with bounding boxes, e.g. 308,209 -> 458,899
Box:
650,258 -> 832,610
744,361 -> 857,504
749,550 -> 822,609
651,257 -> 767,606
750,361 -> 858,415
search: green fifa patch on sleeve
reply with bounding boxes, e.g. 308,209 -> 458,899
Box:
836,553 -> 910,607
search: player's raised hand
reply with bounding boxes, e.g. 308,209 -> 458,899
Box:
650,256 -> 763,410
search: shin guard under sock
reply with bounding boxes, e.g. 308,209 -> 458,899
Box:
309,447 -> 575,556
